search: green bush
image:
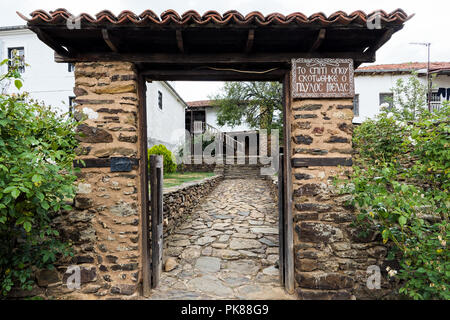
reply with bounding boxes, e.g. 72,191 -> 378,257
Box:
343,74 -> 449,300
148,144 -> 177,174
0,58 -> 78,296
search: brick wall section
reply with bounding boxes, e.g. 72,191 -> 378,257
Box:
47,62 -> 143,299
291,99 -> 391,300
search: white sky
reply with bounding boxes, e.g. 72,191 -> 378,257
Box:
1,0 -> 449,101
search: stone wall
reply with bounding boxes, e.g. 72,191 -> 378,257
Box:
290,99 -> 393,300
161,175 -> 224,239
27,62 -> 144,299
178,163 -> 217,173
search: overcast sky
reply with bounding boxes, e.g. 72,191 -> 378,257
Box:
1,0 -> 449,101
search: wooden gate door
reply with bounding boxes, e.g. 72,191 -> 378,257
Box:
149,155 -> 164,288
278,152 -> 286,287
280,74 -> 295,294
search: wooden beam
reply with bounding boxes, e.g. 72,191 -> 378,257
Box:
245,29 -> 255,54
137,72 -> 151,296
292,157 -> 353,167
310,28 -> 326,52
55,51 -> 375,64
72,158 -> 138,169
150,155 -> 164,288
102,29 -> 119,53
33,28 -> 70,56
368,28 -> 395,55
282,71 -> 295,294
176,30 -> 184,53
142,68 -> 287,81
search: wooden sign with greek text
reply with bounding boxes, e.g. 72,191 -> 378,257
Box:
291,58 -> 354,98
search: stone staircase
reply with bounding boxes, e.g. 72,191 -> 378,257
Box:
215,162 -> 265,179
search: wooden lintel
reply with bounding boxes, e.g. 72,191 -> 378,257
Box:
292,157 -> 353,167
102,29 -> 119,53
310,29 -> 326,52
142,68 -> 288,81
34,28 -> 70,56
176,30 -> 184,53
55,51 -> 375,64
73,157 -> 139,169
245,29 -> 255,54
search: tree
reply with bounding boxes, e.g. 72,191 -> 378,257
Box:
345,73 -> 449,300
0,58 -> 78,296
210,82 -> 283,133
386,71 -> 429,121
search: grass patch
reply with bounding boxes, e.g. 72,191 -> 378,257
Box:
162,172 -> 216,188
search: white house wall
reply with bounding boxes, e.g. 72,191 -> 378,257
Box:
354,74 -> 405,123
354,73 -> 450,123
146,81 -> 186,152
0,28 -> 74,114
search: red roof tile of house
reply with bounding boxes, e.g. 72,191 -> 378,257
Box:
357,62 -> 450,73
18,8 -> 411,27
186,100 -> 215,108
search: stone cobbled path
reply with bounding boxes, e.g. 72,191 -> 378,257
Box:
147,178 -> 295,300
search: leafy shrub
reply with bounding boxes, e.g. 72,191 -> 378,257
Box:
344,74 -> 449,300
148,144 -> 177,174
0,59 -> 79,296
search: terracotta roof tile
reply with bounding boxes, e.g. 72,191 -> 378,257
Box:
357,62 -> 450,73
186,100 -> 215,108
17,8 -> 411,27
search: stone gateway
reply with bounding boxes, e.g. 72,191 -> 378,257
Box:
18,8 -> 412,300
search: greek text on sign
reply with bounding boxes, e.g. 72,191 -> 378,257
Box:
291,58 -> 354,98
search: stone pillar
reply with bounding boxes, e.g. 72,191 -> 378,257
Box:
52,62 -> 143,299
291,99 -> 370,300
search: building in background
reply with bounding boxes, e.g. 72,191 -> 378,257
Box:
185,100 -> 252,135
0,25 -> 75,112
0,25 -> 187,152
354,62 -> 450,123
146,81 -> 188,152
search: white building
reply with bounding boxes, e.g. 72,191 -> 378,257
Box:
146,81 -> 188,151
0,25 -> 187,152
354,62 -> 450,123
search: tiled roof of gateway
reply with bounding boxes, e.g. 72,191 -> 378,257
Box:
18,8 -> 411,27
357,62 -> 450,73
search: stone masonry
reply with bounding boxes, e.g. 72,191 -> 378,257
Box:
42,62 -> 143,299
290,99 -> 392,299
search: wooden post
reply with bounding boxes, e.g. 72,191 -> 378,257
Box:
137,73 -> 151,296
278,152 -> 285,286
283,71 -> 295,294
150,155 -> 163,288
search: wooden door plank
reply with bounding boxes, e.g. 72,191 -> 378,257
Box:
150,155 -> 164,288
137,73 -> 151,296
283,71 -> 295,294
278,152 -> 285,286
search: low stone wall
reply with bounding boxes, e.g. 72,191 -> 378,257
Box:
178,163 -> 217,173
159,175 -> 224,239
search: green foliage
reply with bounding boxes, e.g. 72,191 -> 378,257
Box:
210,81 -> 283,134
344,74 -> 449,300
148,144 -> 177,174
0,59 -> 78,296
387,71 -> 429,121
